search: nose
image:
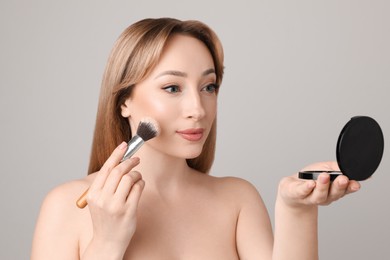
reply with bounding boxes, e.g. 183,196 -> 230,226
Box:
183,89 -> 206,120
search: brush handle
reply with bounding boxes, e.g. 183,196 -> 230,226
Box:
121,135 -> 144,162
76,188 -> 89,208
76,136 -> 145,209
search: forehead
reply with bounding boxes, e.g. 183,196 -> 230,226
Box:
149,34 -> 215,76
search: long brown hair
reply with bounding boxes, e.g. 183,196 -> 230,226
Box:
88,18 -> 224,175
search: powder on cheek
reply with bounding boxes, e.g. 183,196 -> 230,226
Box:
140,98 -> 177,135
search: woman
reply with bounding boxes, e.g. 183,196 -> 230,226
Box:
31,18 -> 360,260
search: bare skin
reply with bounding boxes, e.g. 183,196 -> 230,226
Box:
31,153 -> 358,260
33,159 -> 270,259
31,35 -> 360,260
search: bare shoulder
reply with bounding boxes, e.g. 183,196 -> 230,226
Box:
34,174 -> 95,229
207,174 -> 260,193
31,174 -> 95,259
41,174 -> 94,211
214,175 -> 259,190
195,173 -> 264,205
204,176 -> 273,258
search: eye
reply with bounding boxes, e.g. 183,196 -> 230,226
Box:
202,83 -> 219,93
163,85 -> 181,93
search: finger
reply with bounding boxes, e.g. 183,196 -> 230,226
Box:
293,179 -> 317,200
126,179 -> 145,212
346,180 -> 361,194
280,176 -> 316,200
327,175 -> 349,201
90,142 -> 128,191
102,157 -> 141,195
310,173 -> 331,204
114,171 -> 143,202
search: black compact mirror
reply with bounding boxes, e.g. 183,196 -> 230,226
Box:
299,116 -> 384,181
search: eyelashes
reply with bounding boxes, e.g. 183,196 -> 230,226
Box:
162,83 -> 219,94
203,83 -> 219,93
162,84 -> 180,93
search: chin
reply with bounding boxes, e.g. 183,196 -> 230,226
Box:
183,149 -> 203,159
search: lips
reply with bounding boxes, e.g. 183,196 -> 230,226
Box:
176,128 -> 204,141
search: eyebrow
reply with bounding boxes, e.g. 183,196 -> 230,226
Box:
154,68 -> 216,79
202,68 -> 216,76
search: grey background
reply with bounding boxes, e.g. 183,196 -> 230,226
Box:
1,0 -> 389,259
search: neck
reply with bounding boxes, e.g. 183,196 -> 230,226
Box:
132,146 -> 194,195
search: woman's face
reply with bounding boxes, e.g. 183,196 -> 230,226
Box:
121,34 -> 218,159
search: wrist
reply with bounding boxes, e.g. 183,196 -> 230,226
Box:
81,237 -> 127,260
276,193 -> 318,216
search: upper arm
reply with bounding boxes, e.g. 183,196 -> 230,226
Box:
31,182 -> 86,260
232,178 -> 274,259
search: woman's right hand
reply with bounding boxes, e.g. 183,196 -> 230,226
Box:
85,141 -> 144,257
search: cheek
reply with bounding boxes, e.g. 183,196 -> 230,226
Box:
147,99 -> 169,114
211,101 -> 218,116
135,97 -> 176,133
141,97 -> 173,118
205,98 -> 218,119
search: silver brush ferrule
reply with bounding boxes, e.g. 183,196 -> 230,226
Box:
121,135 -> 144,162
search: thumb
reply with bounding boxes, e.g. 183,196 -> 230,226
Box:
291,179 -> 316,200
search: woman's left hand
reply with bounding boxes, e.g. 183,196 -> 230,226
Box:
278,161 -> 361,209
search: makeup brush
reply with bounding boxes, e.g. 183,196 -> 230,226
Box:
76,117 -> 160,208
120,117 -> 160,162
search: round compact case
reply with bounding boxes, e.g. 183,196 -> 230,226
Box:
299,116 -> 384,181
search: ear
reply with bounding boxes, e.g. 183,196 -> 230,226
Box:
120,99 -> 131,118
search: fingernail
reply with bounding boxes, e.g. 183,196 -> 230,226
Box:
118,141 -> 127,150
339,178 -> 348,185
319,174 -> 329,184
351,185 -> 360,191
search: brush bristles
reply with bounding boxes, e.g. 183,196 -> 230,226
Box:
136,117 -> 160,141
